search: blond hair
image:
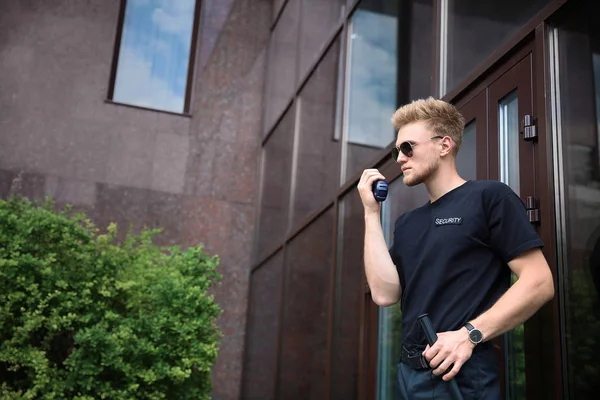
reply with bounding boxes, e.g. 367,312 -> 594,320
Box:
391,97 -> 465,155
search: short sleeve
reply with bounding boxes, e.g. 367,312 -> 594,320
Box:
388,230 -> 400,270
487,191 -> 544,263
388,217 -> 406,291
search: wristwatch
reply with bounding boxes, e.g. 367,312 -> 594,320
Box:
464,322 -> 483,345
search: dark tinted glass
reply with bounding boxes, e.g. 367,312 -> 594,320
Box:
456,120 -> 477,181
264,0 -> 300,133
553,2 -> 600,398
298,0 -> 346,79
444,0 -> 551,94
293,36 -> 343,230
278,208 -> 334,399
241,252 -> 284,399
330,190 -> 364,398
256,106 -> 295,261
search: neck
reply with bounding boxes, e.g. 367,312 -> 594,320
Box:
424,162 -> 466,203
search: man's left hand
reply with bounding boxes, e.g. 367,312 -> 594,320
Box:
422,327 -> 475,381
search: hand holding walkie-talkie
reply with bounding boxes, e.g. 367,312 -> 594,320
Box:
372,180 -> 388,202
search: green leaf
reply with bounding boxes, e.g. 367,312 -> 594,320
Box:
0,196 -> 222,399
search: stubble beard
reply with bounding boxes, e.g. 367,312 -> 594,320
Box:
402,158 -> 439,187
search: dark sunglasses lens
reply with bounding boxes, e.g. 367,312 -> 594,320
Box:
400,142 -> 413,157
391,148 -> 399,161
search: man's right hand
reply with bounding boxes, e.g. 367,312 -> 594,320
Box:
357,168 -> 387,214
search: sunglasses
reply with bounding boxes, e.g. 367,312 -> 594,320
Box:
391,135 -> 444,161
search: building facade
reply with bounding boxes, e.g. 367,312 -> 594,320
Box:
242,0 -> 600,399
1,0 -> 599,399
0,1 -> 270,399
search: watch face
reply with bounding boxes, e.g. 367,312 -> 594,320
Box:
469,329 -> 483,343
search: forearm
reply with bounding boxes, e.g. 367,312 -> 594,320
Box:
470,269 -> 554,341
364,211 -> 401,306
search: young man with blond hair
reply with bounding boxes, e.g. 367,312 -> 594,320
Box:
357,97 -> 554,399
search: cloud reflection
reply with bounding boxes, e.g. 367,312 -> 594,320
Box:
346,9 -> 398,148
113,0 -> 196,113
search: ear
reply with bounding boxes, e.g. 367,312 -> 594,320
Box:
439,136 -> 454,157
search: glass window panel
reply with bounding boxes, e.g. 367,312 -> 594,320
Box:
256,106 -> 295,261
406,0 -> 434,101
293,36 -> 343,230
456,120 -> 477,181
497,89 -> 525,399
442,0 -> 551,94
343,0 -> 433,182
377,178 -> 428,399
241,252 -> 284,399
278,208 -> 334,399
553,3 -> 600,398
112,0 -> 197,113
264,0 -> 300,133
330,190 -> 364,398
498,90 -> 520,196
344,0 -> 399,180
298,0 -> 346,80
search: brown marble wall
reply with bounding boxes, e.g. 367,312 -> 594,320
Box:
0,0 -> 271,399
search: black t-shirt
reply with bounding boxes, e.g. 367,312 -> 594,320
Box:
388,180 -> 544,346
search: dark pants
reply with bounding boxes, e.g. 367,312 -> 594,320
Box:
396,344 -> 500,400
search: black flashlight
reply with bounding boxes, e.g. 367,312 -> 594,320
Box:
417,314 -> 465,400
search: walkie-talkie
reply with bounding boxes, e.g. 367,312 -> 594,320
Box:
372,180 -> 388,202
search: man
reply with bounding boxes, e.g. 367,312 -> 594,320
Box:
357,97 -> 554,399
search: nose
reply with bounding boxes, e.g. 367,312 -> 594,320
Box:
397,151 -> 409,164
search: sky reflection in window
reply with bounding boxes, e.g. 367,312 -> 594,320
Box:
346,8 -> 398,148
113,0 -> 196,113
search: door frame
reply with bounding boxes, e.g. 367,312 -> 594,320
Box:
488,52 -> 537,400
452,33 -> 562,399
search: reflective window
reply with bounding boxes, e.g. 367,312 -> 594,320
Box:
378,177 -> 428,399
241,252 -> 284,400
330,190 -> 364,398
441,0 -> 551,95
292,36 -> 343,230
498,91 -> 520,196
298,0 -> 346,80
344,0 -> 434,181
553,3 -> 600,398
406,0 -> 435,101
264,0 -> 300,133
111,0 -> 198,113
497,89 -> 525,399
456,120 -> 477,181
278,208 -> 334,399
256,106 -> 295,261
344,0 -> 399,181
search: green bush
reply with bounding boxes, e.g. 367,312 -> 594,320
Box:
0,196 -> 222,399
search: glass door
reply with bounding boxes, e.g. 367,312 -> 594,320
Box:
445,45 -> 551,399
455,89 -> 488,181
549,2 -> 600,398
487,53 -> 537,400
